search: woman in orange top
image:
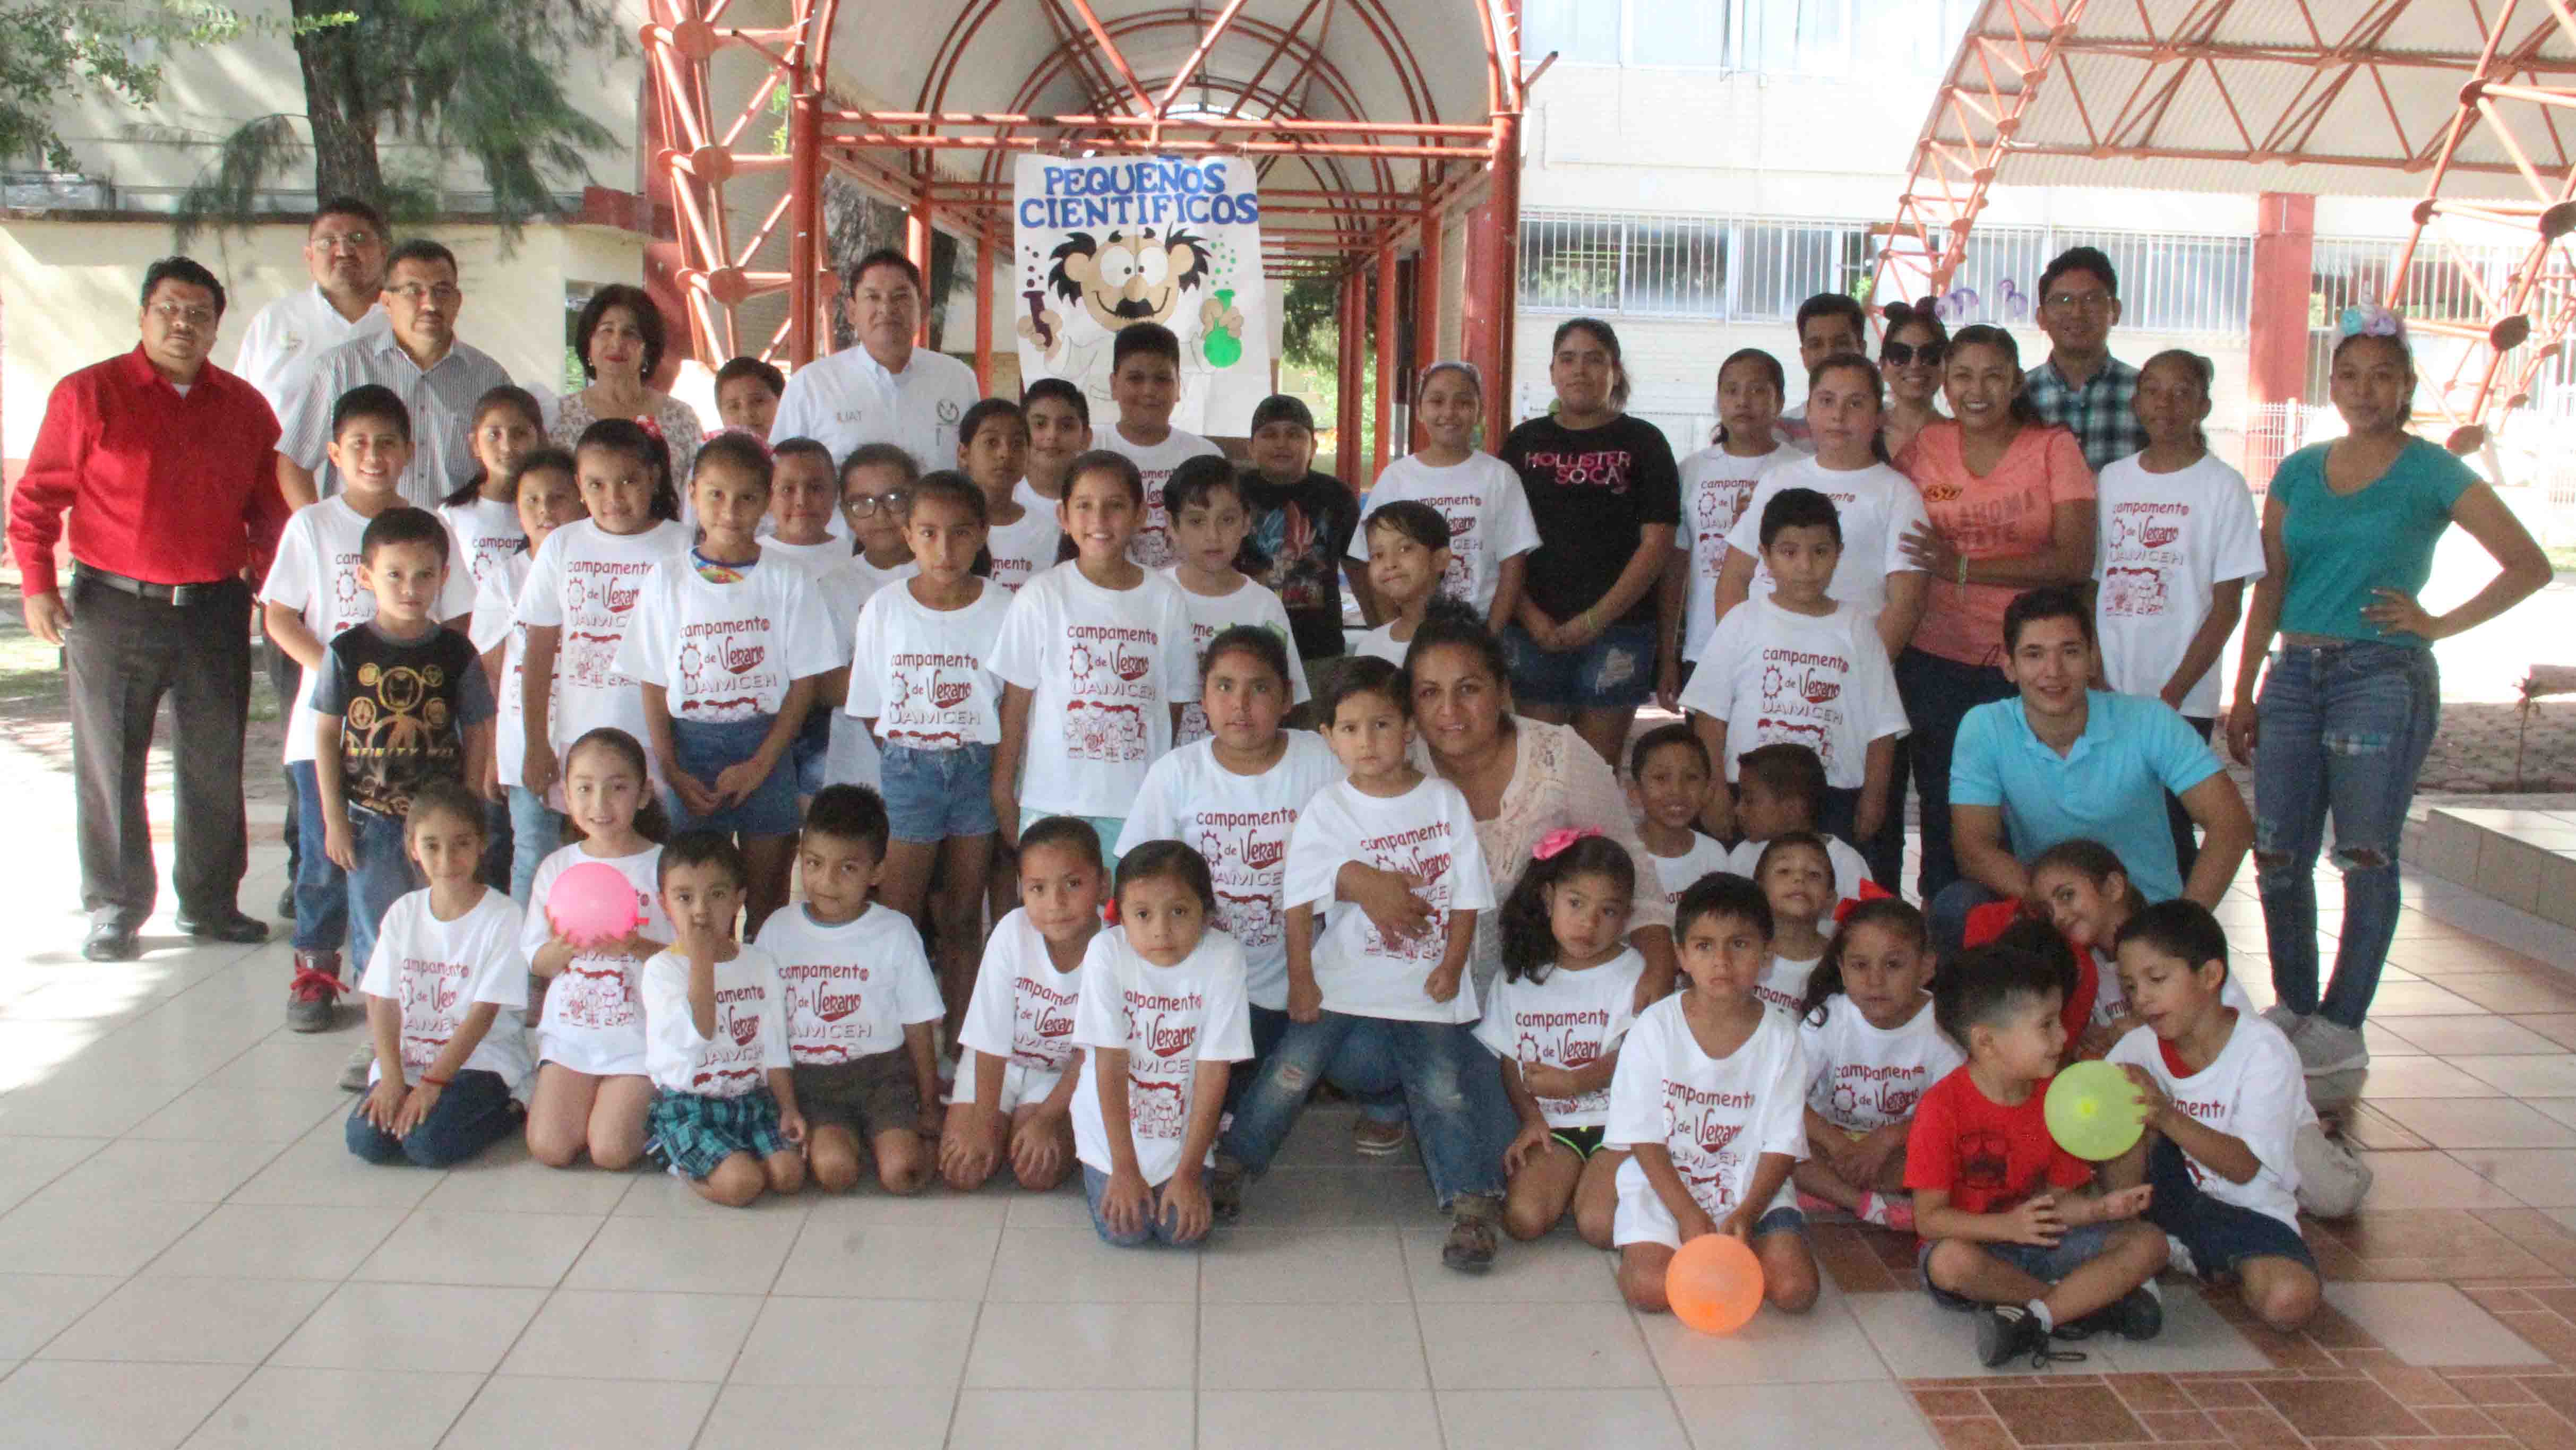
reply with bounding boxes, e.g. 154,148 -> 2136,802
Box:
1891,324 -> 2098,903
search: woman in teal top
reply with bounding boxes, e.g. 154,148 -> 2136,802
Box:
2227,315 -> 2548,1081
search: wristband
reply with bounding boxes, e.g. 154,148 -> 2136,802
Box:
419,1073 -> 451,1088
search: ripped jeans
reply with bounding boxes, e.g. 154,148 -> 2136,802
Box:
1220,1012 -> 1511,1210
2253,641 -> 2440,1030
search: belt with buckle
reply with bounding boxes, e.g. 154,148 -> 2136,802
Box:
74,564 -> 233,606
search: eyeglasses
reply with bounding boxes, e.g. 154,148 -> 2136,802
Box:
311,231 -> 376,253
2045,291 -> 2116,313
1883,340 -> 1945,367
843,490 -> 909,516
385,284 -> 462,305
147,302 -> 217,329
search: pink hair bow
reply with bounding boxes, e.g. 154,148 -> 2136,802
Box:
1533,826 -> 1602,862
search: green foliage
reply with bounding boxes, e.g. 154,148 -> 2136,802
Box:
1281,275 -> 1338,373
169,0 -> 620,248
0,3 -> 286,171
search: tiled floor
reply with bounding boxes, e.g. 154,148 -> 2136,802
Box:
6,836 -> 2576,1447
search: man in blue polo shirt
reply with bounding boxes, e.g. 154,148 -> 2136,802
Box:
1933,584 -> 2253,950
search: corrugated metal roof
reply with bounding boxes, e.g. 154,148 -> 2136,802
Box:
1925,0 -> 2574,199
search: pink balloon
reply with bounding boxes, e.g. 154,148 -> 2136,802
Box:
549,861 -> 642,947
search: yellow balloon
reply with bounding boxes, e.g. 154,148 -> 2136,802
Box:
2045,1060 -> 2146,1161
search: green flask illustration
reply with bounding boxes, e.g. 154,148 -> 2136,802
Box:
1203,287 -> 1243,368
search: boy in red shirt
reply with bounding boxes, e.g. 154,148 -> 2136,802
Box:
1908,944 -> 2167,1367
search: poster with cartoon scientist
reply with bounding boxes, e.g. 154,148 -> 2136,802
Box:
1011,153 -> 1270,435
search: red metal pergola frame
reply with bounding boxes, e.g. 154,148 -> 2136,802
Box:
640,1 -> 1533,470
1868,0 -> 2576,454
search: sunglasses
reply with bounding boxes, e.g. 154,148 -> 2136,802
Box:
1883,340 -> 1945,367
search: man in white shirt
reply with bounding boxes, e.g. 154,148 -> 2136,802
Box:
274,238 -> 512,510
234,197 -> 392,418
770,248 -> 981,472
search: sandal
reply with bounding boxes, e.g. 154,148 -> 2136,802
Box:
1442,1193 -> 1502,1271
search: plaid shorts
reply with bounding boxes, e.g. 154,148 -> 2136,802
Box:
647,1086 -> 788,1181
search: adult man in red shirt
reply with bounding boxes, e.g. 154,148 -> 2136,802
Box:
11,257 -> 292,961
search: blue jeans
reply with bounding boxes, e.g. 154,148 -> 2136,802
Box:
1222,1012 -> 1512,1209
344,807 -> 417,979
506,786 -> 563,907
1895,648 -> 2017,904
2254,642 -> 2440,1030
1083,1163 -> 1207,1247
286,766 -> 410,966
345,1067 -> 520,1167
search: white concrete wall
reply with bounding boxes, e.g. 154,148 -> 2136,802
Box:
2,218 -> 643,466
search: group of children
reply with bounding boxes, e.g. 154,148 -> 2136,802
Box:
265,305 -> 2334,1371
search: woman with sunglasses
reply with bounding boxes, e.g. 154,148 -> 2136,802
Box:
1878,301 -> 1948,461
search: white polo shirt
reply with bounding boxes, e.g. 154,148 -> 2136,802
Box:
233,284 -> 389,418
769,343 -> 981,472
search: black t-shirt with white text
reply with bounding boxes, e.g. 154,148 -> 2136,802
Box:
1500,413 -> 1682,628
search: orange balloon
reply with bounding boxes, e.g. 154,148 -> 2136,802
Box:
1666,1231 -> 1765,1335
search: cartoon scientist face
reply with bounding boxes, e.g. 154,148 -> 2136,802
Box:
1046,227 -> 1213,334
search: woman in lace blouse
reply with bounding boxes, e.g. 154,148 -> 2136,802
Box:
548,284 -> 704,488
1337,600 -> 1678,1008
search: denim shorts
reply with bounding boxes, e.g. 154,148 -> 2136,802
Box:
881,742 -> 999,842
1501,619 -> 1657,711
668,714 -> 802,836
1920,1220 -> 2116,1310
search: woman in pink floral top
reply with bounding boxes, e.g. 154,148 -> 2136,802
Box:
547,285 -> 705,488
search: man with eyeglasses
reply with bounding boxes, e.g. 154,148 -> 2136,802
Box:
771,248 -> 981,506
9,257 -> 291,961
2023,246 -> 2145,472
274,238 -> 511,509
234,197 -> 392,419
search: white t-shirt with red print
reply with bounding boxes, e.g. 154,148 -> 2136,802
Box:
641,943 -> 792,1099
1069,926 -> 1254,1185
1648,834 -> 1733,908
1117,732 -> 1344,1011
2093,453 -> 2266,719
513,519 -> 692,761
1347,452 -> 1542,617
1679,439 -> 1802,662
846,580 -> 1015,749
1723,456 -> 1929,619
356,887 -> 534,1093
958,908 -> 1087,1074
1799,993 -> 1963,1134
1756,953 -> 1819,1018
1158,567 -> 1310,747
613,554 -> 840,725
1679,595 -> 1908,789
811,557 -> 891,790
261,495 -> 477,765
1608,996 -> 1809,1219
1280,775 -> 1498,1025
1474,948 -> 1647,1129
2107,1013 -> 2312,1230
522,843 -> 671,1077
437,497 -> 527,597
753,903 -> 943,1065
991,563 -> 1200,818
473,554 -> 554,796
985,507 -> 1062,594
1097,426 -> 1223,571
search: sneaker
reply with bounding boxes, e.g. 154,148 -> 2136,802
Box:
1442,1193 -> 1502,1271
338,1043 -> 373,1093
1209,1157 -> 1246,1224
1796,1190 -> 1840,1217
1353,1117 -> 1409,1156
2060,1284 -> 2164,1343
1858,1192 -> 1915,1235
2260,1005 -> 2311,1039
2294,1018 -> 2369,1076
276,884 -> 297,920
286,952 -> 345,1033
2166,1233 -> 2200,1280
1977,1304 -> 2059,1368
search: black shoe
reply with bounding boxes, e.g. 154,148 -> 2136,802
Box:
82,922 -> 141,962
2056,1285 -> 2164,1343
176,908 -> 270,944
1978,1304 -> 2085,1368
276,884 -> 296,920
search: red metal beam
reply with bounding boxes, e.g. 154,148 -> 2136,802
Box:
1373,243 -> 1398,480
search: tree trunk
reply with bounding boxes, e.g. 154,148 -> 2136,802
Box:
290,0 -> 382,204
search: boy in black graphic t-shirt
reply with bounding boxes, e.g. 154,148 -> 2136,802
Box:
315,507 -> 495,996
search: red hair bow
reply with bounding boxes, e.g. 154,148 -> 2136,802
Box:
1533,826 -> 1602,861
